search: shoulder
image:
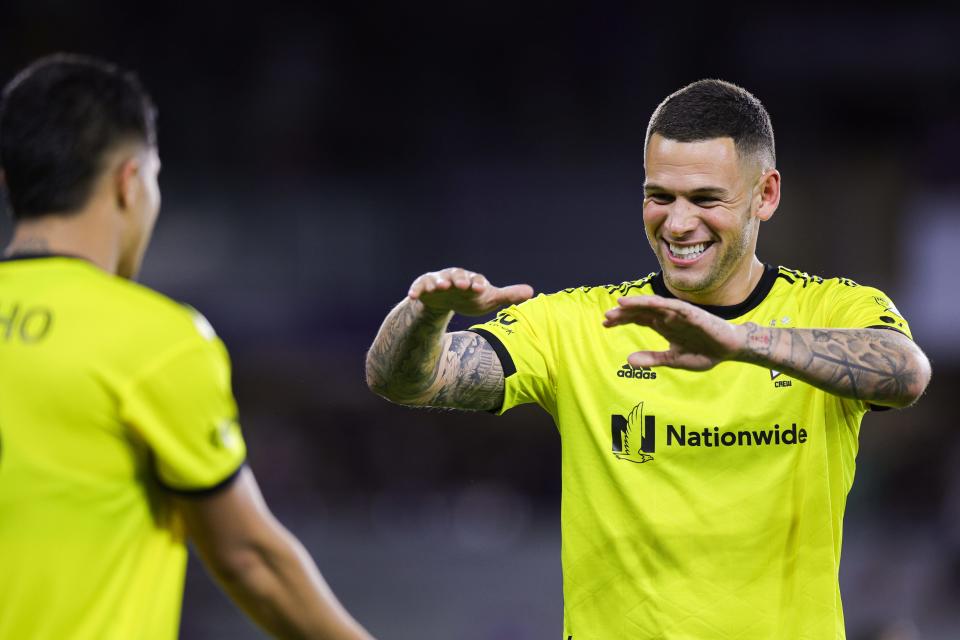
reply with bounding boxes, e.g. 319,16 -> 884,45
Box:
771,266 -> 903,324
90,272 -> 222,355
773,265 -> 884,295
534,272 -> 659,307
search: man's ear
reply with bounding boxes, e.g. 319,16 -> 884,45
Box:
754,169 -> 781,222
115,156 -> 141,210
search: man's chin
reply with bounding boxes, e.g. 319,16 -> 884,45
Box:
660,262 -> 706,290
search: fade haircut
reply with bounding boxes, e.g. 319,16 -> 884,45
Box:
645,79 -> 775,170
0,53 -> 157,220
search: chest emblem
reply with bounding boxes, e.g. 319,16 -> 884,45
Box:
611,402 -> 655,463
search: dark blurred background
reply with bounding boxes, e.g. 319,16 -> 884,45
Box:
2,3 -> 960,638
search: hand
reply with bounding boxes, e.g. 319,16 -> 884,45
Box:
603,295 -> 746,371
408,268 -> 534,316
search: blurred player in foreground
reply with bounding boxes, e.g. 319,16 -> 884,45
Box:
366,80 -> 932,638
0,54 -> 372,640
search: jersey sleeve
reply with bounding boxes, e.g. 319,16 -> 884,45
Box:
468,294 -> 558,416
826,281 -> 913,339
825,281 -> 914,413
119,325 -> 247,494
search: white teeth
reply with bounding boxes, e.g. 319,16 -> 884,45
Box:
668,242 -> 708,258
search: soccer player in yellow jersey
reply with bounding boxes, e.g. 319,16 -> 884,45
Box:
366,79 -> 932,639
0,55 -> 373,640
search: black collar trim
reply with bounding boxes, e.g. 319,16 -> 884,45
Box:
0,252 -> 85,263
650,264 -> 778,320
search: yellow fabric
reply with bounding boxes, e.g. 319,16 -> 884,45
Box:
471,265 -> 912,640
0,256 -> 246,640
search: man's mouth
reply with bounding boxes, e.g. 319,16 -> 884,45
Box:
664,240 -> 714,264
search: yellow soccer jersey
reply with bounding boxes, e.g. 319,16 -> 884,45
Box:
0,255 -> 246,640
470,264 -> 912,640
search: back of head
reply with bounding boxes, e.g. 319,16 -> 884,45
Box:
0,53 -> 156,221
646,79 -> 775,170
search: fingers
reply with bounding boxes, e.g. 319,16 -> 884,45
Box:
603,295 -> 693,328
627,350 -> 671,368
603,305 -> 674,328
407,269 -> 531,315
496,283 -> 535,305
409,268 -> 486,299
616,295 -> 692,312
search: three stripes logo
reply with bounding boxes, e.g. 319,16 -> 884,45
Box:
616,363 -> 657,380
611,402 -> 655,464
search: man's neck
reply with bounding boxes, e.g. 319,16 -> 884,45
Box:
664,257 -> 766,307
4,211 -> 120,273
3,235 -> 54,257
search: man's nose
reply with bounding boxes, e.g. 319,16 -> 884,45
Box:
662,201 -> 699,237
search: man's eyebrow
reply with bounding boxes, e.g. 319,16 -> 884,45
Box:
688,186 -> 729,198
643,184 -> 730,198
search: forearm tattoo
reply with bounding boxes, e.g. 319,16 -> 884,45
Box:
365,299 -> 504,411
741,323 -> 926,406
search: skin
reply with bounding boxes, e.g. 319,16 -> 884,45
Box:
641,134 -> 779,306
366,134 -> 931,410
5,143 -> 161,278
4,142 -> 373,640
366,269 -> 530,410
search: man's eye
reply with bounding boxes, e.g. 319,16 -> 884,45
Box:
646,194 -> 673,204
691,197 -> 718,206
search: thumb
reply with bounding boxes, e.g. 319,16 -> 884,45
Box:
496,284 -> 535,305
628,350 -> 671,369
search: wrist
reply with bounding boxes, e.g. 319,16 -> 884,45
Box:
407,296 -> 455,321
735,322 -> 772,364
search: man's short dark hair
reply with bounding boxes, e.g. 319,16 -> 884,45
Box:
0,53 -> 157,220
646,79 -> 775,170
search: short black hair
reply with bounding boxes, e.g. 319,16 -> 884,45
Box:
646,79 -> 775,169
0,53 -> 157,220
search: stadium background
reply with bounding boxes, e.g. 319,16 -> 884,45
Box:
2,4 -> 959,639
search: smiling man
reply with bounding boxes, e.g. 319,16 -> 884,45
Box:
365,79 -> 931,638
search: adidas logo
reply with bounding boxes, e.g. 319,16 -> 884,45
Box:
616,363 -> 657,380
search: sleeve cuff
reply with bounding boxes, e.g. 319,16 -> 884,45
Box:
468,328 -> 517,377
157,460 -> 246,498
866,324 -> 911,339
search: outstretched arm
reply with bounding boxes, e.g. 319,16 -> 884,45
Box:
176,468 -> 374,640
604,295 -> 932,408
365,268 -> 533,411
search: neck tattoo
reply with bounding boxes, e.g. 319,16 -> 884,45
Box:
4,236 -> 52,257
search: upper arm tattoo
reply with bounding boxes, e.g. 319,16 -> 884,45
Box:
425,331 -> 505,411
366,299 -> 505,411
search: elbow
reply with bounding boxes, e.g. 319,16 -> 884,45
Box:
364,355 -> 418,405
364,351 -> 395,400
886,346 -> 933,409
364,355 -> 385,396
904,348 -> 933,407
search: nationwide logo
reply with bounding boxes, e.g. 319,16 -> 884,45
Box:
616,363 -> 657,380
611,402 -> 655,463
610,402 -> 809,464
665,423 -> 808,447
